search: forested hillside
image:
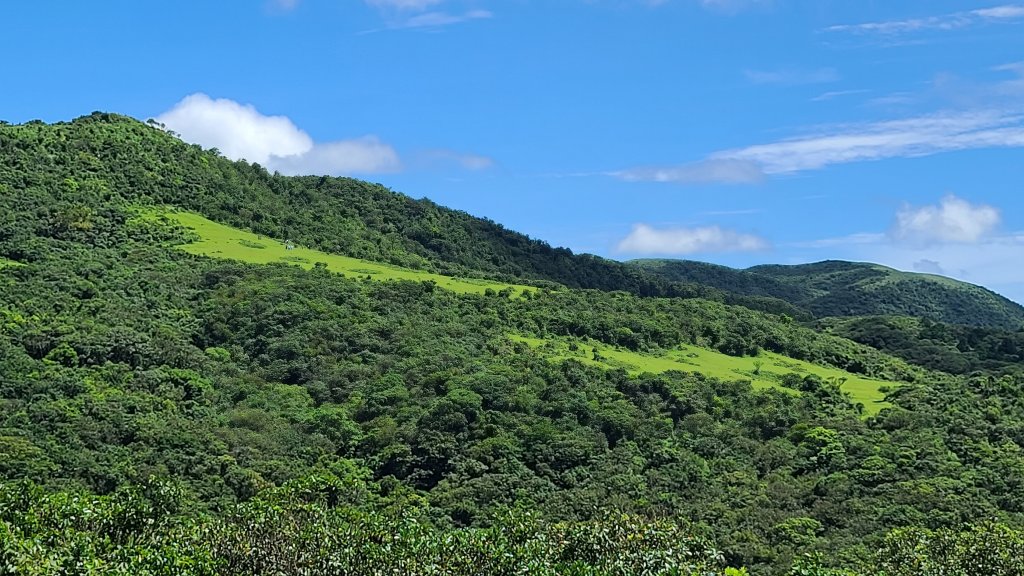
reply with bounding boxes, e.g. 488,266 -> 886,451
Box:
632,259 -> 1024,329
819,315 -> 1024,377
3,114 -> 1024,574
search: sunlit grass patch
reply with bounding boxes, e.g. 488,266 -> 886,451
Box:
143,209 -> 535,296
511,334 -> 892,415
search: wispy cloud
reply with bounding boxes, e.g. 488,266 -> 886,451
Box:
824,4 -> 1024,35
994,61 -> 1024,74
698,0 -> 771,15
713,109 -> 1024,174
791,232 -> 886,249
391,9 -> 492,29
864,91 -> 917,107
611,158 -> 765,185
744,67 -> 839,85
270,0 -> 300,9
418,149 -> 496,170
700,208 -> 762,216
617,224 -> 769,255
810,89 -> 871,102
359,0 -> 492,31
366,0 -> 444,10
613,108 -> 1024,185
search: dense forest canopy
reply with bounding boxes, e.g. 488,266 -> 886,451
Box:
2,114 -> 1024,574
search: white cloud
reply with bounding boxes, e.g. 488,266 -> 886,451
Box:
744,68 -> 839,85
614,108 -> 1024,185
712,109 -> 1024,174
268,137 -> 401,175
792,232 -> 886,249
612,159 -> 765,185
420,149 -> 496,170
891,194 -> 1001,245
810,89 -> 871,102
994,61 -> 1024,74
974,5 -> 1024,18
156,93 -> 400,176
156,94 -> 312,164
359,0 -> 492,31
699,0 -> 771,15
617,224 -> 769,254
392,9 -> 492,29
825,4 -> 1024,34
365,0 -> 444,10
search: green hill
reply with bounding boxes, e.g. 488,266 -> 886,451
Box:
631,259 -> 1024,329
5,113 -> 1024,574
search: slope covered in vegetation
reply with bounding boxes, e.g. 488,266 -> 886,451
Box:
819,315 -> 1024,377
3,114 -> 1024,574
632,259 -> 1024,329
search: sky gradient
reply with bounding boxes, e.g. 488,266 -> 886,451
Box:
3,1 -> 1023,301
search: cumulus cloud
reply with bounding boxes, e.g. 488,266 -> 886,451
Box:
616,224 -> 769,254
891,194 -> 1001,245
825,4 -> 1024,34
612,159 -> 765,185
155,94 -> 400,176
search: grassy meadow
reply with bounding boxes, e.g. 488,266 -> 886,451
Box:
148,210 -> 535,296
510,334 -> 892,414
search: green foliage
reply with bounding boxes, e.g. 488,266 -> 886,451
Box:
874,523 -> 1024,576
822,315 -> 1024,377
634,259 -> 1024,329
0,477 -> 728,576
3,114 -> 1024,575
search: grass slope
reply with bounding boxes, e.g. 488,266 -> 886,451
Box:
511,334 -> 892,415
151,210 -> 535,296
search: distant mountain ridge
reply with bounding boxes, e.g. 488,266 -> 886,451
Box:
630,259 -> 1024,329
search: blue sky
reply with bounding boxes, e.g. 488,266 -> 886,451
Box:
3,0 -> 1024,302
